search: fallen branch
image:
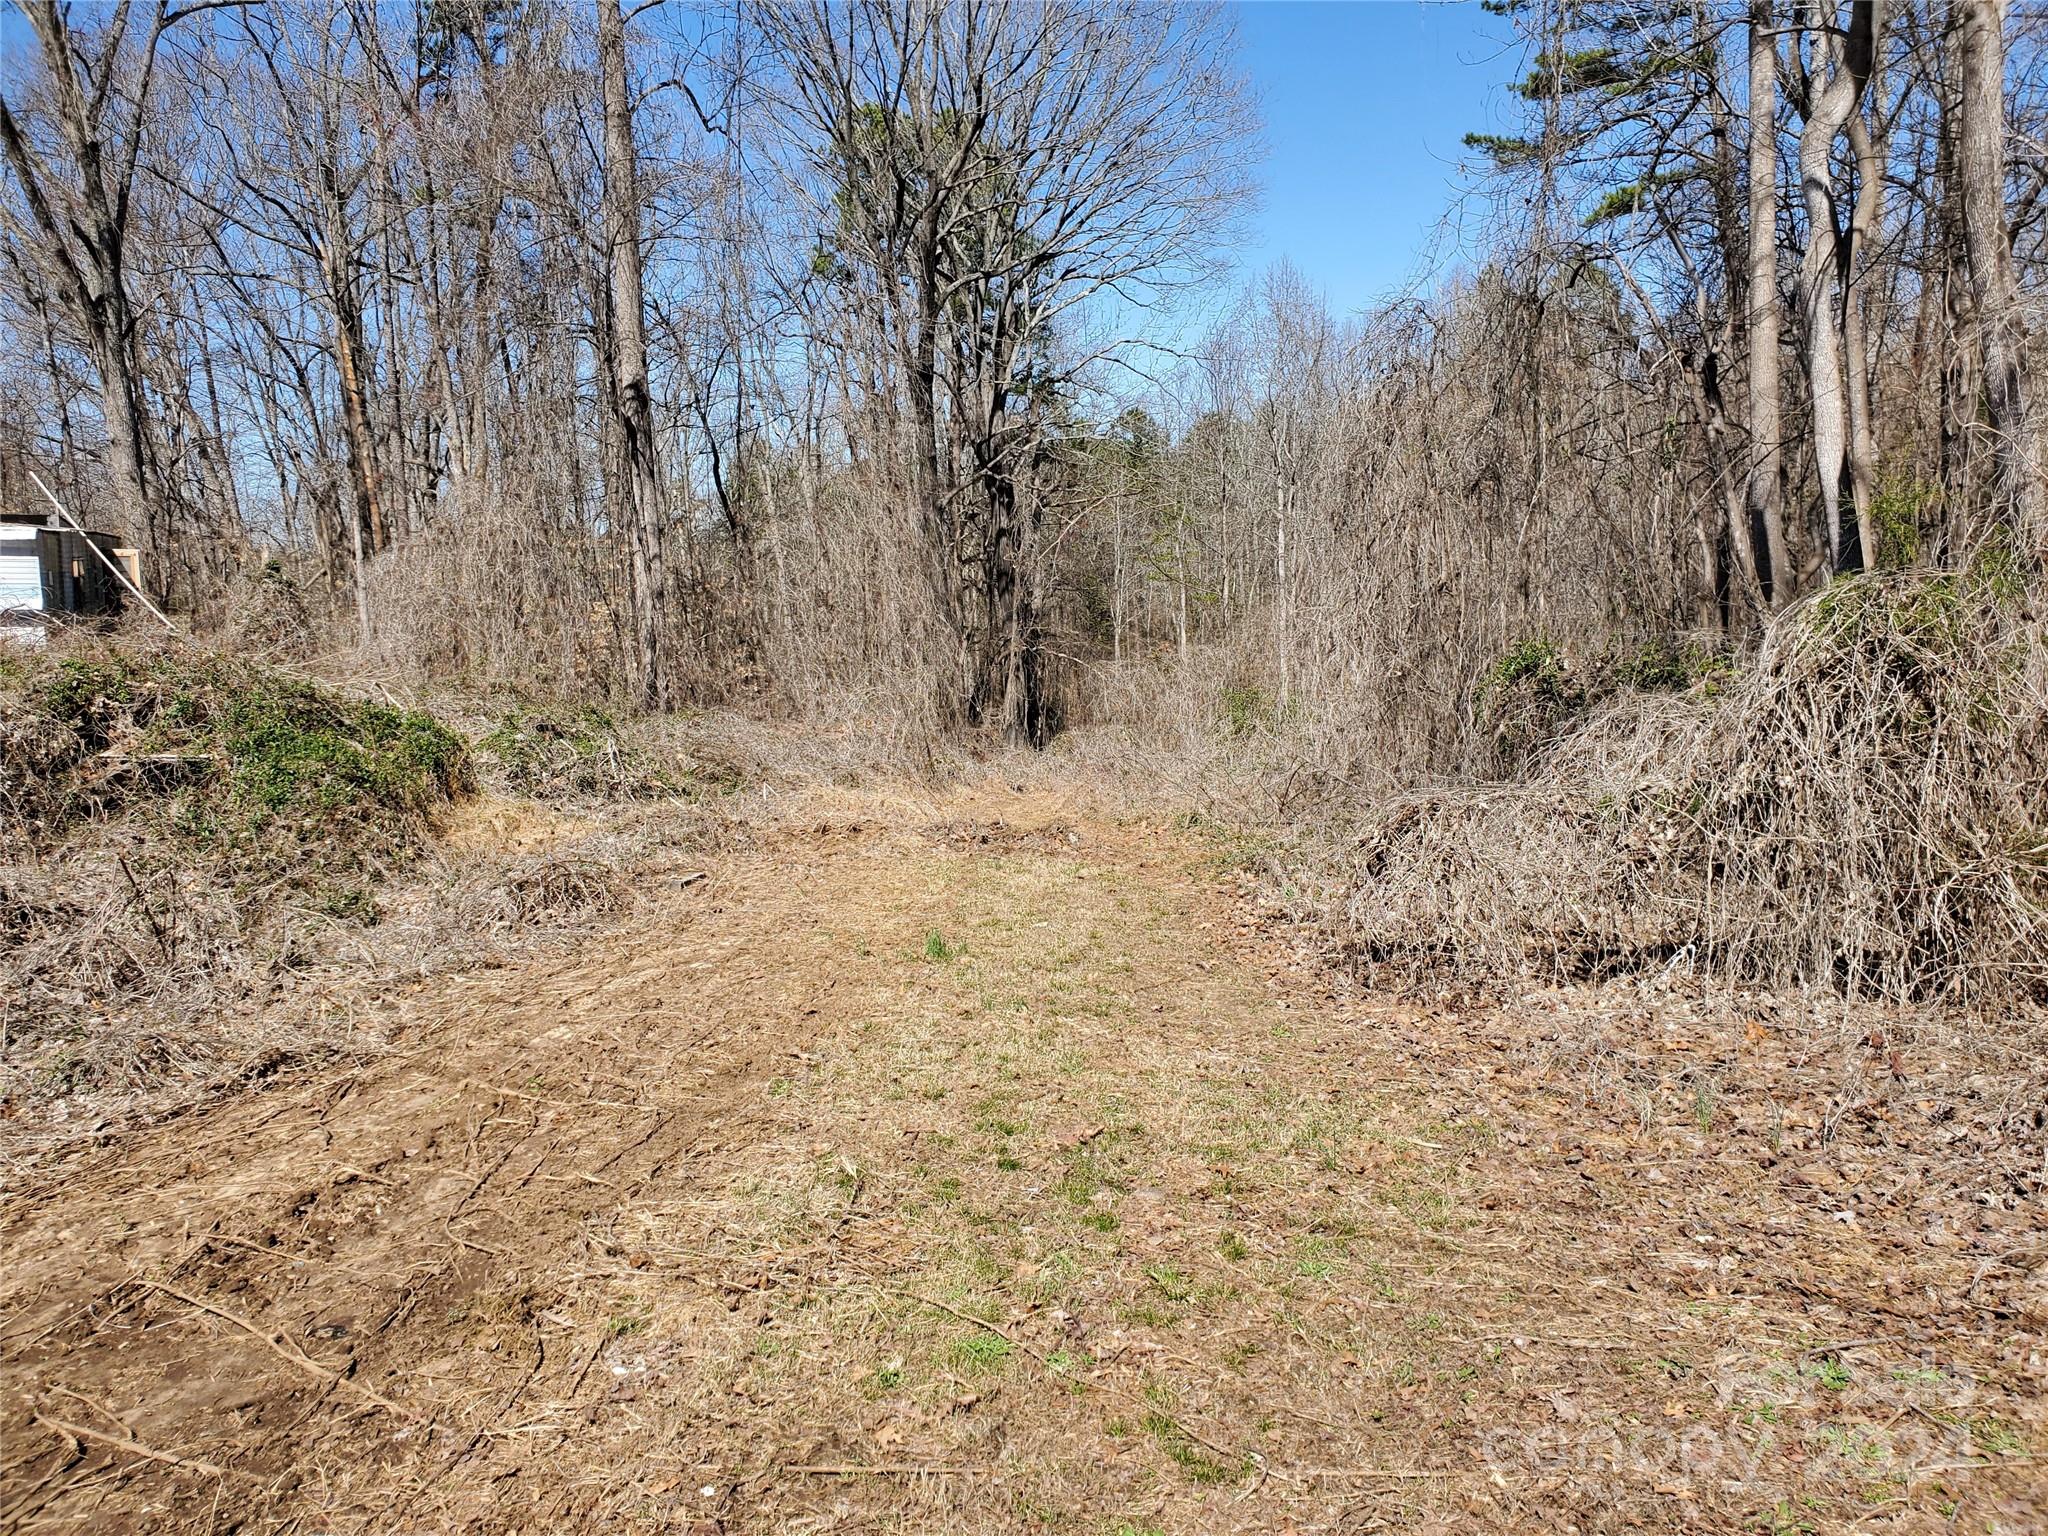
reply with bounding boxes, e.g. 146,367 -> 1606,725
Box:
460,1079 -> 653,1114
783,1463 -> 991,1476
34,1413 -> 252,1482
1277,1466 -> 1477,1480
138,1281 -> 426,1425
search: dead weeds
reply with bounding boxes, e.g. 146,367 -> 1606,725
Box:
0,637 -> 754,1171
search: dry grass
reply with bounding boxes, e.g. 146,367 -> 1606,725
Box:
1309,572 -> 2047,1007
0,617 -> 1057,1169
1,781 -> 2038,1533
0,787 -> 746,1172
0,635 -> 756,1168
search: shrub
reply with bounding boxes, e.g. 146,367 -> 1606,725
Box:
479,702 -> 732,799
1610,636 -> 1727,694
1869,471 -> 1936,570
1486,637 -> 1575,701
0,640 -> 480,1122
222,559 -> 320,660
1,642 -> 472,880
1328,571 -> 2046,1004
1480,637 -> 1584,772
1218,682 -> 1271,739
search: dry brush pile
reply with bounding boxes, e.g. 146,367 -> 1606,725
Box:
0,638 -> 473,1129
0,632 -> 892,1161
1317,569 -> 2048,1008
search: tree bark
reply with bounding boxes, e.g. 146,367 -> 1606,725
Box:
1747,1 -> 1792,603
1957,0 -> 2047,560
598,0 -> 672,710
1795,0 -> 1876,577
1843,106 -> 1884,563
323,220 -> 387,565
1694,295 -> 1747,629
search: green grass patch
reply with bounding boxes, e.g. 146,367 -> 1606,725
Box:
949,1332 -> 1015,1372
1138,1411 -> 1242,1485
479,702 -> 704,799
2,644 -> 471,903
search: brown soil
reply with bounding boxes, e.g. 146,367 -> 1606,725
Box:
1,782 -> 2040,1533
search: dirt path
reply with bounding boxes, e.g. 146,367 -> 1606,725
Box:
1,783 -> 2039,1534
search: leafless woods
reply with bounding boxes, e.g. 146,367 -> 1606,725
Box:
1,0 -> 2043,772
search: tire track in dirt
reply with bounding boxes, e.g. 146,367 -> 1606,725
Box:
0,810 -> 898,1532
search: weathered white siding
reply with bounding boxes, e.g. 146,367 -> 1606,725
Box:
0,526 -> 44,617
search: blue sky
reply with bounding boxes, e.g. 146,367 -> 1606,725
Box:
1231,1 -> 1527,314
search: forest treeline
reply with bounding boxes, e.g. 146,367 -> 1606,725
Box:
1,0 -> 2043,777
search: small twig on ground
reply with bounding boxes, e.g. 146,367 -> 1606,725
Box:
783,1463 -> 991,1476
565,1326 -> 611,1400
1277,1466 -> 1482,1481
116,855 -> 173,961
460,1078 -> 653,1114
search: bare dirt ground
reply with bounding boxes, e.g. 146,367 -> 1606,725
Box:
1,781 -> 2040,1534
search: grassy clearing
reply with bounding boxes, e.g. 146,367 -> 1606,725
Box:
596,798 -> 2033,1528
562,816 -> 1535,1514
2,780 -> 2038,1532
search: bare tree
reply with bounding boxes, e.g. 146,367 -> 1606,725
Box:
1958,0 -> 2046,557
1792,0 -> 1877,576
760,0 -> 1251,742
598,0 -> 671,710
0,0 -> 221,588
1747,0 -> 1792,602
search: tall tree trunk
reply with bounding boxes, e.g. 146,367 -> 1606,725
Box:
375,163 -> 414,544
599,0 -> 671,710
97,306 -> 154,576
985,462 -> 1046,746
1843,105 -> 1884,564
1957,0 -> 2047,559
1795,1 -> 1876,576
1932,28 -> 1977,543
1695,292 -> 1749,627
325,235 -> 387,564
34,284 -> 79,485
1702,32 -> 1763,620
1,124 -> 150,586
906,220 -> 970,723
1111,492 -> 1124,663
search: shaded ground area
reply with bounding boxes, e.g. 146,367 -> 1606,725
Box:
0,782 -> 2040,1533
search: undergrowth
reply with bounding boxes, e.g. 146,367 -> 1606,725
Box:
0,637 -> 761,1146
3,642 -> 470,871
0,638 -> 475,1121
479,701 -> 738,800
1479,633 -> 1731,774
1325,570 -> 2047,1004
